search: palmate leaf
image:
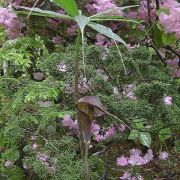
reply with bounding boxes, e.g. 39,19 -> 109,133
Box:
88,22 -> 126,45
15,6 -> 73,19
52,0 -> 78,17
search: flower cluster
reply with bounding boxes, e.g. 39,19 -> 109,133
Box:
163,95 -> 173,106
117,149 -> 168,167
86,0 -> 120,15
120,172 -> 143,180
0,7 -> 25,39
128,0 -> 156,23
48,9 -> 77,44
95,33 -> 115,47
91,122 -> 126,141
166,58 -> 180,78
117,149 -> 154,166
62,115 -> 126,141
62,114 -> 78,130
159,0 -> 180,39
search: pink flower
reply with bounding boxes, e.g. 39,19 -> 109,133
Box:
143,149 -> 154,163
95,134 -> 104,142
166,58 -> 179,67
52,36 -> 62,44
128,149 -> 152,166
119,124 -> 126,132
163,96 -> 173,106
86,0 -> 121,15
48,19 -> 59,29
171,69 -> 180,78
104,126 -> 116,138
119,172 -> 131,179
66,24 -> 77,36
158,151 -> 169,160
117,156 -> 129,166
120,172 -> 143,180
159,0 -> 180,39
32,143 -> 38,150
0,7 -> 25,39
123,84 -> 137,100
62,115 -> 78,130
128,154 -> 145,165
129,149 -> 141,156
62,114 -> 74,128
91,122 -> 100,135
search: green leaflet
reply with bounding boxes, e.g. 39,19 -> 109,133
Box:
53,0 -> 78,17
88,22 -> 126,45
15,6 -> 73,19
139,132 -> 151,148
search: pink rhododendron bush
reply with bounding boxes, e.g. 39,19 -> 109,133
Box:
0,0 -> 179,179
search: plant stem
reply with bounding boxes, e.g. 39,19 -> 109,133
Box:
74,29 -> 81,101
74,29 -> 89,180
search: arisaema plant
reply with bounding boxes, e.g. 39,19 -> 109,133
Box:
15,1 -> 139,179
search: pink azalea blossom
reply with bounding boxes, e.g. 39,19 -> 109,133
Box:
143,149 -> 154,163
62,115 -> 78,130
120,172 -> 131,179
171,69 -> 180,78
86,0 -> 121,15
32,143 -> 38,150
159,0 -> 180,39
166,58 -> 179,67
104,126 -> 116,138
48,19 -> 59,29
119,124 -> 126,132
62,114 -> 74,128
117,156 -> 129,166
52,36 -> 63,44
0,7 -> 25,39
158,151 -> 169,160
91,122 -> 100,135
117,149 -> 154,167
66,24 -> 78,36
129,149 -> 141,156
163,95 -> 173,106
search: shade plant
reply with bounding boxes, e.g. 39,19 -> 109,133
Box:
14,0 -> 140,178
0,0 -> 179,179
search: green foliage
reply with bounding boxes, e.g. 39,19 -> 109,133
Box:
0,35 -> 179,178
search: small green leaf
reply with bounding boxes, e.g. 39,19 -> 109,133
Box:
157,8 -> 170,16
128,130 -> 139,140
53,0 -> 78,17
139,132 -> 151,147
2,148 -> 20,161
159,128 -> 172,143
162,32 -> 176,45
154,26 -> 163,48
88,22 -> 126,45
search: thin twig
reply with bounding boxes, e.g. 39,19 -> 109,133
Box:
27,0 -> 39,19
147,0 -> 152,27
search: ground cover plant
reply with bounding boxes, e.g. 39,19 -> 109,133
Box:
0,0 -> 180,179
